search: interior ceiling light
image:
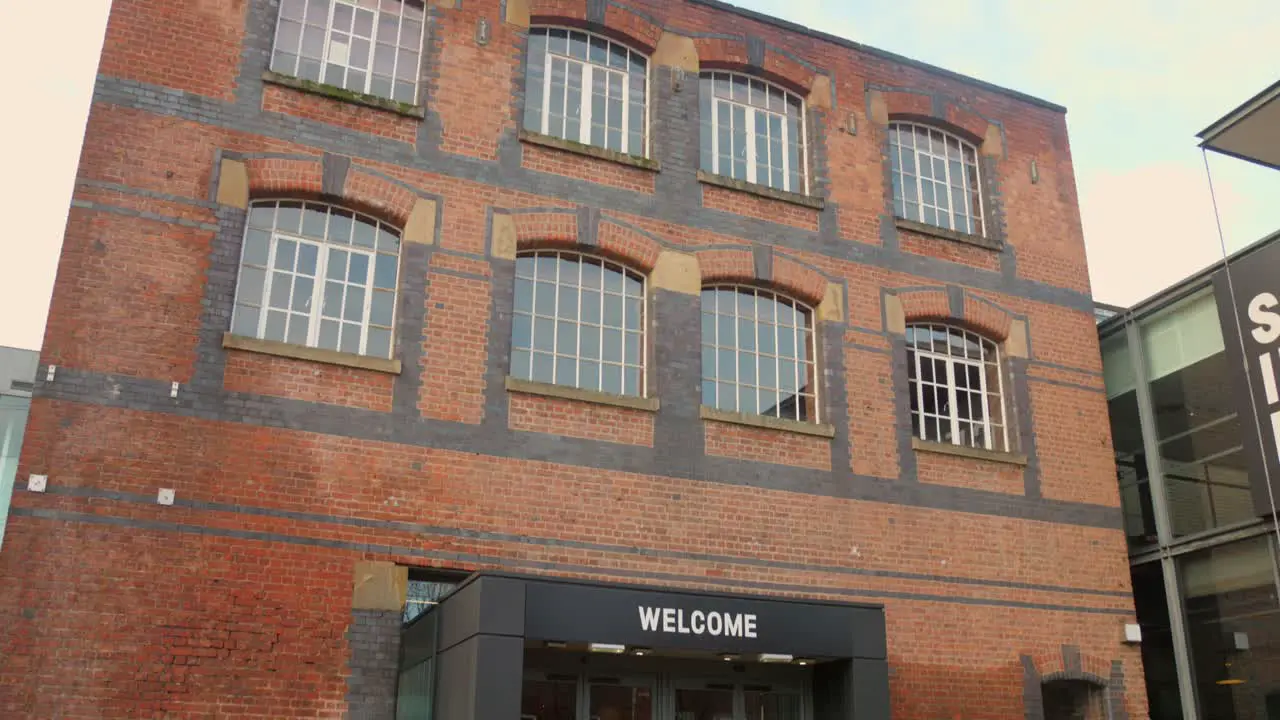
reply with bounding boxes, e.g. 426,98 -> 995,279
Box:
589,643 -> 627,654
795,658 -> 814,666
757,653 -> 794,663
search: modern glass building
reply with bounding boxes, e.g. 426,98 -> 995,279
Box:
1098,79 -> 1280,720
0,346 -> 38,550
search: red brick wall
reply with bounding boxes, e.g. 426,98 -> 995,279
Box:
224,351 -> 396,412
510,393 -> 656,446
0,0 -> 1143,717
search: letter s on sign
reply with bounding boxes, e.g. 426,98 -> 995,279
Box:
1249,292 -> 1280,345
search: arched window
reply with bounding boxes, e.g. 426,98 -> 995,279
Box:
699,71 -> 808,195
889,122 -> 984,236
701,286 -> 818,422
906,323 -> 1008,451
511,251 -> 647,396
269,0 -> 426,104
522,28 -> 649,157
231,200 -> 402,359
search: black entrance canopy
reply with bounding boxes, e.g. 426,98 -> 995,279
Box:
400,572 -> 889,720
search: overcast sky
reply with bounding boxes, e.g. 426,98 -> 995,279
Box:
0,0 -> 1276,351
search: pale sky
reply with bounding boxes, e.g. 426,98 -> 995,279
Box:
0,0 -> 1276,351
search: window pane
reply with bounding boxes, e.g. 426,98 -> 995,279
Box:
367,327 -> 391,358
238,266 -> 267,306
370,290 -> 394,326
232,305 -> 260,336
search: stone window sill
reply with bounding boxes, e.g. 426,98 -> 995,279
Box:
911,437 -> 1026,465
261,70 -> 426,119
505,376 -> 660,412
700,406 -> 835,438
894,217 -> 1001,251
518,129 -> 661,172
697,171 -> 825,210
222,332 -> 402,374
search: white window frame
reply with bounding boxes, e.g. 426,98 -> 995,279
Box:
526,27 -> 651,158
270,0 -> 427,104
702,71 -> 809,195
907,323 -> 1008,452
510,250 -> 648,397
889,121 -> 985,236
231,201 -> 402,360
701,285 -> 819,423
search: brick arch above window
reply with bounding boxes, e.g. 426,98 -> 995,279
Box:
693,40 -> 816,96
891,287 -> 1014,342
234,155 -> 417,229
523,0 -> 664,52
868,88 -> 1004,158
694,247 -> 827,308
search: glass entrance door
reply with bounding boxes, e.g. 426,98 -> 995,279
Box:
674,680 -> 802,720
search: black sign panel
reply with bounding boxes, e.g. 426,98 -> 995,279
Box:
522,578 -> 870,658
1213,246 -> 1280,516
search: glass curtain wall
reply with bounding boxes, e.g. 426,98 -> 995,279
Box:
0,394 -> 31,549
1102,289 -> 1280,720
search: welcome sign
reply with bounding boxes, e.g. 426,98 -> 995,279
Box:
522,578 -> 872,658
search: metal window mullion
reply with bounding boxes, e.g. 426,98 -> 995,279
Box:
945,359 -> 961,445
711,98 -> 721,176
993,346 -> 1009,452
551,254 -> 562,382
597,270 -> 605,386
799,99 -> 809,195
1125,319 -> 1200,718
778,110 -> 789,193
620,69 -> 630,155
320,0 -> 339,75
807,313 -> 818,423
306,243 -> 330,348
752,293 -> 762,416
913,350 -> 926,440
258,236 -> 281,339
913,138 -> 926,224
643,60 -> 651,158
745,107 -> 758,185
541,52 -> 553,134
384,6 -> 402,98
640,276 -> 648,397
941,142 -> 955,230
579,62 -> 593,146
1160,555 -> 1201,720
792,318 -> 802,421
357,248 -> 375,355
971,152 -> 986,237
972,358 -> 994,451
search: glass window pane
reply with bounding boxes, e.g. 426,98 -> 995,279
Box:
371,290 -> 394,326
374,253 -> 398,290
344,286 -> 366,321
532,318 -> 554,352
580,360 -> 600,391
348,252 -> 370,284
601,363 -> 622,394
580,325 -> 600,360
531,352 -> 554,383
1179,537 -> 1280,720
602,328 -> 622,362
237,266 -> 267,306
676,687 -> 733,720
264,310 -> 287,341
555,356 -> 576,386
232,305 -> 260,336
534,283 -> 555,316
366,327 -> 391,358
286,315 -> 309,345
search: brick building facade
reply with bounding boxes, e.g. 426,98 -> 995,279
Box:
0,0 -> 1144,717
